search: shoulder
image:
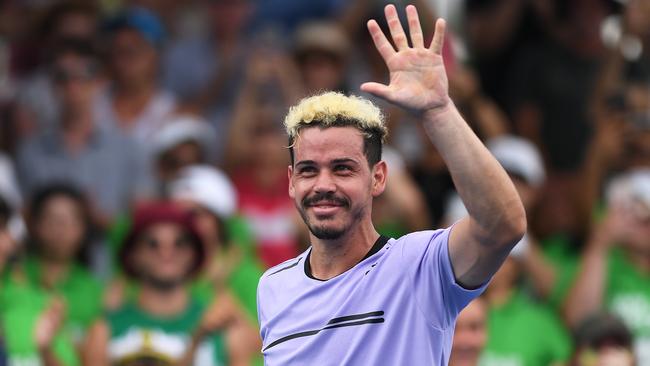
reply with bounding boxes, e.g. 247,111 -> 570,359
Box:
394,228 -> 452,255
260,253 -> 308,283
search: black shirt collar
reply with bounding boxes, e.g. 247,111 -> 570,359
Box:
304,235 -> 390,281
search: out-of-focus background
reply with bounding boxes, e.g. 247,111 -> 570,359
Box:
0,0 -> 648,365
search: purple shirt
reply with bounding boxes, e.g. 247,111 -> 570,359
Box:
257,228 -> 488,365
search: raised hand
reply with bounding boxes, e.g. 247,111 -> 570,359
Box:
361,5 -> 449,114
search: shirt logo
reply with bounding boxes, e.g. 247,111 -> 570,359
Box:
264,311 -> 385,351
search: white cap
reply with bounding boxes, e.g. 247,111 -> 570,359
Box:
151,115 -> 216,157
606,168 -> 650,219
169,165 -> 237,219
487,135 -> 545,187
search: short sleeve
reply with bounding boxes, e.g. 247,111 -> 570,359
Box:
400,228 -> 488,329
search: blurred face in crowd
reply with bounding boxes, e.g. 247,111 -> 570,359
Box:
449,298 -> 488,366
34,194 -> 85,262
132,223 -> 197,287
157,142 -> 205,182
573,346 -> 635,366
209,0 -> 253,38
298,50 -> 345,93
625,0 -> 650,39
176,200 -> 224,250
110,29 -> 157,89
289,126 -> 386,240
53,53 -> 99,115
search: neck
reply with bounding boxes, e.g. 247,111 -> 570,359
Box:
309,219 -> 379,280
39,256 -> 71,289
138,282 -> 188,317
112,83 -> 155,125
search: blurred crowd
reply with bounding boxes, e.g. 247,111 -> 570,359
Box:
0,0 -> 648,365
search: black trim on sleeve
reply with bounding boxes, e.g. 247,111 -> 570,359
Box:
304,236 -> 390,281
268,258 -> 303,277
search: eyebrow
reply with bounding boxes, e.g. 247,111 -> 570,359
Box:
295,158 -> 360,168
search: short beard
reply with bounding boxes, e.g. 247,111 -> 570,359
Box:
297,192 -> 364,241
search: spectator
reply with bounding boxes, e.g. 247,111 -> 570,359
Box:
564,168 -> 650,365
15,39 -> 148,224
1,184 -> 102,366
96,7 -> 176,144
83,202 -> 259,365
293,21 -> 351,95
150,115 -> 217,190
223,54 -> 303,268
12,1 -> 100,142
162,0 -> 255,150
449,297 -> 488,366
169,165 -> 264,321
569,313 -> 635,366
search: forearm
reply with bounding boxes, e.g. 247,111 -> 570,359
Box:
423,102 -> 525,242
563,237 -> 609,327
522,243 -> 557,299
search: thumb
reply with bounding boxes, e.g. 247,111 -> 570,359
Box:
361,82 -> 391,100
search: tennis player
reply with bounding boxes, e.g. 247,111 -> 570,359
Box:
256,4 -> 526,365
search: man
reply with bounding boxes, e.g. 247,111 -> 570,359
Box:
83,202 -> 259,365
256,4 -> 526,365
15,39 -> 148,224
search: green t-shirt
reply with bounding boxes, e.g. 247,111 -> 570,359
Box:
0,257 -> 103,366
539,234 -> 581,309
479,291 -> 572,366
605,248 -> 650,365
106,299 -> 227,366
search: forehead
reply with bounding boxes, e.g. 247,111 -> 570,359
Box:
293,126 -> 365,163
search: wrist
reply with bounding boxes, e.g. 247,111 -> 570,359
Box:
421,98 -> 455,123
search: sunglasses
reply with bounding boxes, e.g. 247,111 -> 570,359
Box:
139,234 -> 193,251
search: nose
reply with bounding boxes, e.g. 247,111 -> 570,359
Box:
313,170 -> 336,194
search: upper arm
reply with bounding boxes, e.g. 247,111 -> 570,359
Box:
81,319 -> 110,366
448,216 -> 519,289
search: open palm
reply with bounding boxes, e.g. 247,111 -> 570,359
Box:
361,5 -> 449,114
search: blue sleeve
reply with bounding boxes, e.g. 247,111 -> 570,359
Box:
400,228 -> 489,329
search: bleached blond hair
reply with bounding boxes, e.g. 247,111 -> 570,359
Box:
284,91 -> 388,143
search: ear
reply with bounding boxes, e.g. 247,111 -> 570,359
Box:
371,160 -> 387,197
288,165 -> 295,199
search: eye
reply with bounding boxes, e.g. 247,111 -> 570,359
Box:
333,165 -> 352,174
298,166 -> 317,176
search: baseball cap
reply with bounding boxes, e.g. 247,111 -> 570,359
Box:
104,7 -> 165,48
150,115 -> 216,158
169,165 -> 238,219
486,135 -> 546,187
119,201 -> 205,279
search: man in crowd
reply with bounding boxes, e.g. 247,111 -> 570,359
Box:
15,39 -> 147,225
